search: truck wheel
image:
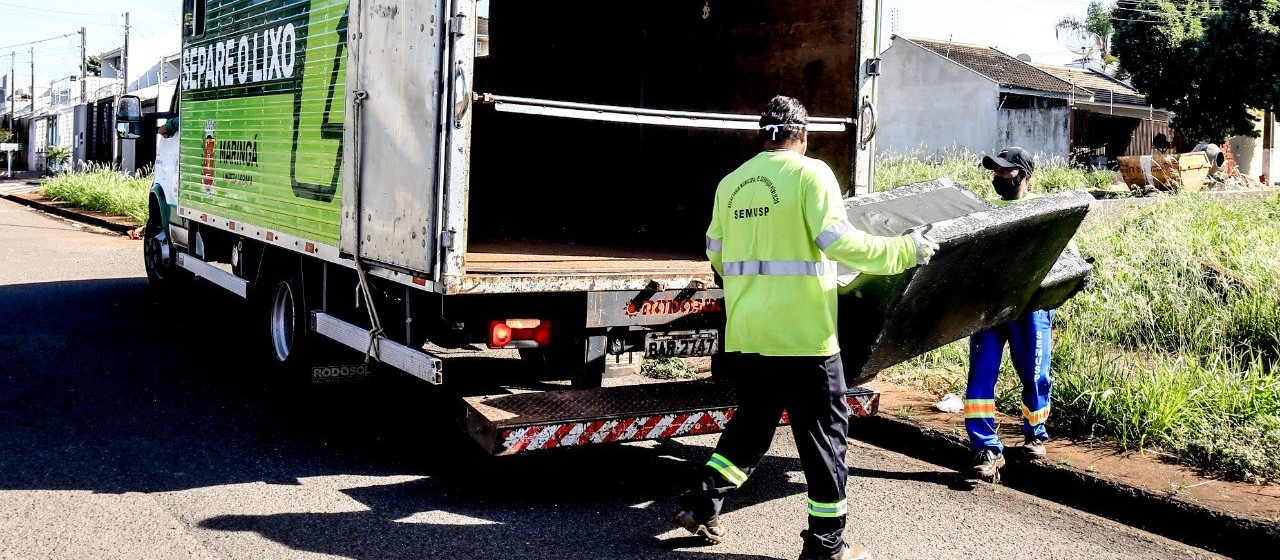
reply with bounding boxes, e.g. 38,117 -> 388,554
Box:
143,201 -> 190,296
260,271 -> 312,385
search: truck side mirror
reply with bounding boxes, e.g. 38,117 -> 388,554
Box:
116,95 -> 143,140
116,95 -> 143,123
116,122 -> 142,140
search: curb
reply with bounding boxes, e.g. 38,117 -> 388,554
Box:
848,414 -> 1278,560
0,192 -> 140,235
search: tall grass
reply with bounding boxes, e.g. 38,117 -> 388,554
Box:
40,163 -> 151,223
874,148 -> 1117,196
877,152 -> 1280,481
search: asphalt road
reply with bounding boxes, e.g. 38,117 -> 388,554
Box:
0,197 -> 1222,560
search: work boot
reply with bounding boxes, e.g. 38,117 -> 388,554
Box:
1022,435 -> 1047,460
672,510 -> 728,544
798,543 -> 871,560
970,448 -> 1005,479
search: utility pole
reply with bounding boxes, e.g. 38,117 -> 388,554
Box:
122,12 -> 130,94
8,52 -> 14,131
79,27 -> 86,103
29,47 -> 33,115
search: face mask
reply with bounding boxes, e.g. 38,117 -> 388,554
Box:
992,171 -> 1022,198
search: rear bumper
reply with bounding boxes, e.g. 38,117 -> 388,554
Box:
463,379 -> 879,456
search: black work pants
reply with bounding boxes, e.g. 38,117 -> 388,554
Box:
679,352 -> 850,556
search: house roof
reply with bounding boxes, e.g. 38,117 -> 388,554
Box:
1032,64 -> 1149,106
897,36 -> 1075,96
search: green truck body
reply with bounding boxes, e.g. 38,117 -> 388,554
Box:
179,0 -> 348,246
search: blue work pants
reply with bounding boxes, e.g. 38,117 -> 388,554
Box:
964,310 -> 1053,453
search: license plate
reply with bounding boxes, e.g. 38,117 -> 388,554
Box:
644,330 -> 719,358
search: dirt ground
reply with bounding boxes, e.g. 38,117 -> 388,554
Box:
866,379 -> 1280,525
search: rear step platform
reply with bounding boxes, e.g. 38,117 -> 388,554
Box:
463,379 -> 879,455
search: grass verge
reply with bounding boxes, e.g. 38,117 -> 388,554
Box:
874,148 -> 1118,196
40,164 -> 151,224
878,156 -> 1280,482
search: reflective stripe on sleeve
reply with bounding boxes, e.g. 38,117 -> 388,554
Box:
721,260 -> 836,277
707,453 -> 748,487
807,498 -> 848,518
814,219 -> 853,250
706,236 -> 723,252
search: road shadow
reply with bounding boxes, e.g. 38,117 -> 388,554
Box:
846,466 -> 976,492
0,278 -> 813,559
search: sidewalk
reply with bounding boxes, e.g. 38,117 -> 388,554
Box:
851,380 -> 1279,560
0,176 -> 142,234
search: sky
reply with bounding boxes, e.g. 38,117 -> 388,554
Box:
0,0 -> 1094,86
878,0 -> 1099,65
0,0 -> 180,84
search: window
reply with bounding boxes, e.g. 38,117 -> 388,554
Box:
46,116 -> 59,147
184,0 -> 206,37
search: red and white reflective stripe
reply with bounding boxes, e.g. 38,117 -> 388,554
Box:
780,394 -> 878,424
848,392 -> 878,417
496,393 -> 877,454
501,410 -> 734,453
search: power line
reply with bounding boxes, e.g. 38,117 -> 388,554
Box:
0,8 -> 124,27
0,1 -> 115,16
0,32 -> 79,52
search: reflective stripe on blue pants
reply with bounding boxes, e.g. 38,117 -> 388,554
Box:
678,352 -> 849,557
965,310 -> 1054,453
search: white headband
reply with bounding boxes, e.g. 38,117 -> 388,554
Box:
761,123 -> 805,141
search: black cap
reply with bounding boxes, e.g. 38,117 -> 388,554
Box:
982,147 -> 1035,175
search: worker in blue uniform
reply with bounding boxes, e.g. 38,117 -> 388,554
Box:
967,147 -> 1071,479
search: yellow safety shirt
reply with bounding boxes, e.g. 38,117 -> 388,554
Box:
706,150 -> 918,357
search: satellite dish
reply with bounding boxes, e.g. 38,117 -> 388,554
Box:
1063,27 -> 1095,59
1016,54 -> 1032,62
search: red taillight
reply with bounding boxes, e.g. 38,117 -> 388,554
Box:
488,319 -> 552,349
489,321 -> 513,347
533,321 -> 552,346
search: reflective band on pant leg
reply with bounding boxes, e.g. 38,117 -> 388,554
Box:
807,498 -> 848,518
1022,403 -> 1051,426
964,398 -> 996,419
707,453 -> 748,487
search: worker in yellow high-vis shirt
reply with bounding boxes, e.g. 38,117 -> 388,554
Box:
671,96 -> 939,560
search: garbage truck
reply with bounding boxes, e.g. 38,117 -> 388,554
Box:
117,0 -> 1092,455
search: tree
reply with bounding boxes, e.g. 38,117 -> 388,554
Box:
1056,1 -> 1117,69
1113,0 -> 1280,142
84,55 -> 101,77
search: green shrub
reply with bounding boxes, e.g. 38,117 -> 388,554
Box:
642,358 -> 697,380
40,163 -> 151,223
875,149 -> 1121,196
44,144 -> 71,173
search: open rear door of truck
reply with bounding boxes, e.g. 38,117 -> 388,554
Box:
341,0 -> 448,275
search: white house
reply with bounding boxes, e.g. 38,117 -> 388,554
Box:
877,36 -> 1173,167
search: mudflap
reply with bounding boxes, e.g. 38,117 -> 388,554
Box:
462,379 -> 879,456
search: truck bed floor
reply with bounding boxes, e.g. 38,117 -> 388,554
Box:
464,240 -> 711,276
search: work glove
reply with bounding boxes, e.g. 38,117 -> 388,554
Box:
909,225 -> 940,266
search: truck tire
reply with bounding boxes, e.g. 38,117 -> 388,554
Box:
259,267 -> 313,386
143,198 -> 190,296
